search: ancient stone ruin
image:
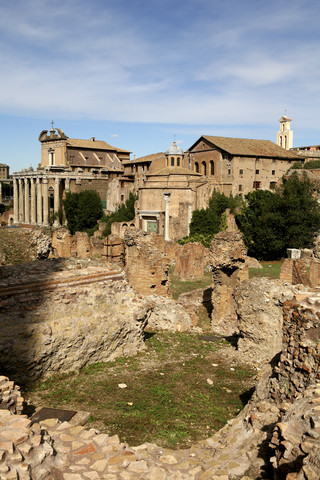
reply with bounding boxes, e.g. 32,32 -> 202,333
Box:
210,230 -> 248,336
2,291 -> 320,478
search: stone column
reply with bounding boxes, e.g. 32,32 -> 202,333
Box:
164,192 -> 171,242
18,178 -> 24,223
65,178 -> 70,192
30,178 -> 36,225
13,179 -> 19,224
24,178 -> 30,224
42,178 -> 49,226
37,178 -> 42,225
54,177 -> 60,226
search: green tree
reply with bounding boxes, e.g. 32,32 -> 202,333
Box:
237,172 -> 320,259
279,172 -> 320,249
63,190 -> 103,235
237,190 -> 285,259
101,192 -> 138,236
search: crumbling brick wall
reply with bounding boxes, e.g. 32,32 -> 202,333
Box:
280,258 -> 311,286
52,228 -> 105,259
124,228 -> 170,296
269,296 -> 320,402
173,242 -> 209,281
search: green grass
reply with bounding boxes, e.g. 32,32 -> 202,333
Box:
25,331 -> 255,449
169,267 -> 212,300
249,260 -> 283,279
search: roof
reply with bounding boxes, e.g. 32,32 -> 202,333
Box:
165,141 -> 184,156
279,115 -> 292,122
147,167 -> 202,176
66,138 -> 130,153
123,153 -> 165,165
192,136 -> 300,159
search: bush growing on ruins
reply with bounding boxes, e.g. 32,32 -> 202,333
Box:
179,191 -> 243,247
63,190 -> 103,235
303,160 -> 320,169
101,192 -> 138,236
237,172 -> 320,259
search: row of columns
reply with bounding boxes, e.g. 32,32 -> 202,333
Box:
13,177 -> 69,226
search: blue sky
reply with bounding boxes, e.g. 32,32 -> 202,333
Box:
1,0 -> 320,172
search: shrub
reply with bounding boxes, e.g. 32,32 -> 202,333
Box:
63,190 -> 103,235
101,193 -> 138,236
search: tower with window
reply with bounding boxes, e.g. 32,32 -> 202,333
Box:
277,114 -> 293,150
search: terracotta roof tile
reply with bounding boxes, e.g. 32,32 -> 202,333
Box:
67,138 -> 130,153
201,136 -> 301,159
123,153 -> 165,165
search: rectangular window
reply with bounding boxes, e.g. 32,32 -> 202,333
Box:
239,185 -> 242,191
239,169 -> 243,175
272,170 -> 276,175
228,169 -> 231,175
253,181 -> 261,190
255,169 -> 259,175
270,182 -> 277,190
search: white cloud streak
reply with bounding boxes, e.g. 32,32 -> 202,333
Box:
0,0 -> 319,133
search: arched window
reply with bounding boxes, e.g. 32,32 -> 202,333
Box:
202,161 -> 207,176
177,157 -> 180,166
195,162 -> 199,173
171,157 -> 174,166
210,161 -> 214,175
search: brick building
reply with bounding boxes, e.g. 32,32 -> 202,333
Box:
0,164 -> 9,180
124,136 -> 300,241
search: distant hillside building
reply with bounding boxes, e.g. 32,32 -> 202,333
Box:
13,126 -> 131,226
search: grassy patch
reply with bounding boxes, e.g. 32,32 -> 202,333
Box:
25,331 -> 255,449
249,260 -> 283,279
169,268 -> 212,300
0,229 -> 37,265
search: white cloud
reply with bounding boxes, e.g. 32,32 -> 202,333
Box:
0,0 -> 319,135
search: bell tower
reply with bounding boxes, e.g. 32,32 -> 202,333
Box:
277,114 -> 293,150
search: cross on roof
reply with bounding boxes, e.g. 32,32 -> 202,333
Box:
51,120 -> 54,129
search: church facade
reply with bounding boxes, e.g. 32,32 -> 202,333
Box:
12,125 -> 131,226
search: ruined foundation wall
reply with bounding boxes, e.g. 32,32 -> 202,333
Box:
124,229 -> 170,296
269,296 -> 320,402
0,261 -> 151,384
210,231 -> 248,335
